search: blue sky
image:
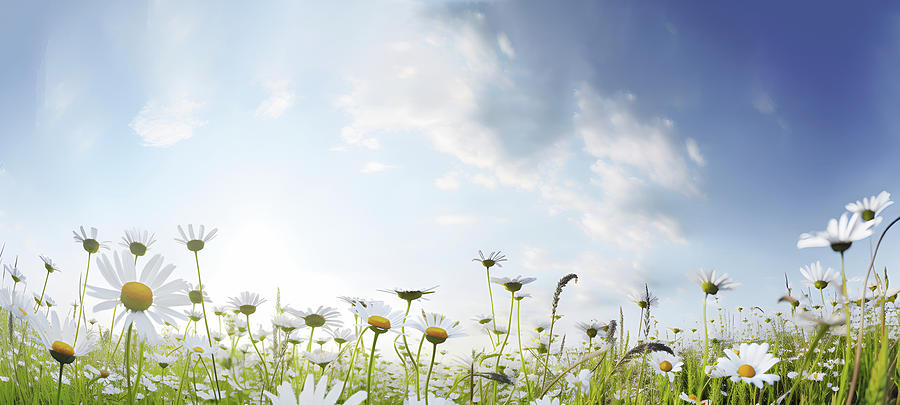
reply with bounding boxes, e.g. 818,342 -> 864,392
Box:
1,1 -> 900,349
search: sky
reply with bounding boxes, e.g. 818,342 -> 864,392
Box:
1,1 -> 900,353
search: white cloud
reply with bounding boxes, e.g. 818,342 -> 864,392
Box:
470,173 -> 497,189
497,33 -> 515,59
130,99 -> 206,147
752,91 -> 776,115
435,214 -> 478,226
434,171 -> 461,191
686,137 -> 706,167
360,161 -> 397,174
340,127 -> 381,150
255,80 -> 295,119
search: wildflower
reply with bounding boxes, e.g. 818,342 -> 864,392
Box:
227,291 -> 267,315
4,264 -> 25,284
471,314 -> 493,325
799,261 -> 840,290
175,224 -> 218,252
473,250 -> 507,269
72,226 -> 110,253
409,312 -> 467,345
352,301 -> 405,334
0,288 -> 38,319
326,327 -> 356,346
627,290 -> 658,309
287,306 -> 343,329
184,309 -> 204,322
303,350 -> 338,368
149,352 -> 179,369
565,369 -> 592,394
379,285 -> 438,302
491,275 -> 536,293
33,312 -> 96,365
846,190 -> 892,223
120,228 -> 156,257
712,342 -> 780,388
272,313 -> 303,333
647,351 -> 683,383
184,283 -> 212,305
39,255 -> 61,273
797,212 -> 875,252
183,335 -> 215,359
575,321 -> 604,340
691,268 -> 738,295
87,251 -> 189,343
678,392 -> 710,404
265,379 -> 366,405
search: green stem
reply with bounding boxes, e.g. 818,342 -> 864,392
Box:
486,268 -> 498,347
193,251 -> 221,401
247,314 -> 271,393
35,271 -> 49,312
74,252 -> 91,344
516,299 -> 533,398
367,331 -> 381,405
496,292 -> 515,369
425,343 -> 437,405
124,322 -> 133,405
56,363 -> 64,405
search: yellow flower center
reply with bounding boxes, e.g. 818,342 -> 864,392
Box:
120,282 -> 153,311
425,327 -> 448,339
737,364 -> 756,378
688,394 -> 697,401
17,307 -> 27,317
659,360 -> 673,372
368,315 -> 391,329
52,341 -> 75,357
193,346 -> 205,354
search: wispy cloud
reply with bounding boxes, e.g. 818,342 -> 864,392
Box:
434,171 -> 461,191
360,161 -> 397,174
130,99 -> 206,147
686,137 -> 706,167
435,214 -> 478,226
255,80 -> 295,119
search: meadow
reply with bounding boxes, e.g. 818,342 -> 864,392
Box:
0,191 -> 898,404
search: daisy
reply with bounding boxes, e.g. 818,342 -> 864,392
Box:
4,264 -> 25,284
473,250 -> 507,269
627,290 -> 659,309
647,351 -> 683,383
378,285 -> 438,303
272,313 -> 303,333
303,350 -> 338,368
846,190 -> 893,223
72,226 -> 110,254
575,321 -> 605,340
149,352 -> 179,369
184,309 -> 204,322
40,255 -> 61,273
87,251 -> 189,343
175,224 -> 218,252
799,261 -> 840,290
352,301 -> 405,334
409,312 -> 467,345
183,335 -> 215,359
471,314 -> 493,325
120,228 -> 157,258
0,288 -> 38,319
286,306 -> 343,329
285,330 -> 308,346
266,379 -> 366,405
712,342 -> 780,388
691,268 -> 739,295
32,311 -> 96,365
491,275 -> 536,293
184,283 -> 212,305
326,327 -> 356,346
678,392 -> 710,404
797,212 -> 876,253
227,291 -> 266,315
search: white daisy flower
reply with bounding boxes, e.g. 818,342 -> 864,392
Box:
797,212 -> 876,253
286,306 -> 343,329
473,250 -> 507,269
303,349 -> 338,368
712,342 -> 780,388
0,288 -> 37,319
265,379 -> 366,405
285,330 -> 308,345
3,264 -> 25,284
626,290 -> 659,309
272,313 -> 303,333
87,251 -> 190,343
120,228 -> 157,257
471,314 -> 493,325
148,352 -> 179,369
378,285 -> 438,302
564,369 -> 592,394
39,255 -> 61,273
491,275 -> 536,293
183,335 -> 215,359
227,291 -> 267,315
175,224 -> 219,252
351,301 -> 405,334
799,261 -> 840,290
32,311 -> 96,364
846,190 -> 893,224
184,283 -> 212,305
408,312 -> 467,345
647,351 -> 683,383
326,327 -> 356,346
690,268 -> 739,295
678,392 -> 710,404
73,226 -> 110,254
575,321 -> 605,340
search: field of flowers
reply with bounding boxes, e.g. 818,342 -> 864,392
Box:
0,191 -> 898,404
